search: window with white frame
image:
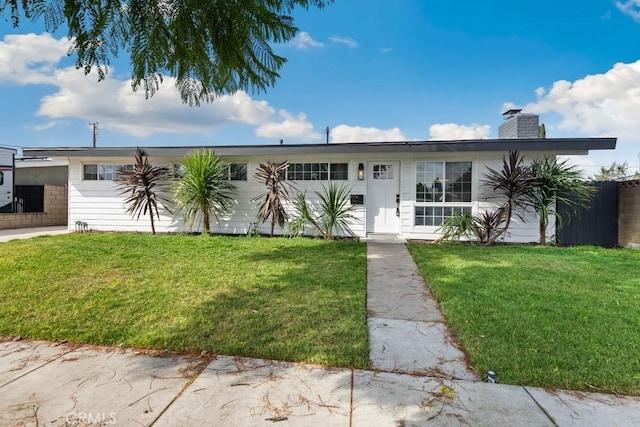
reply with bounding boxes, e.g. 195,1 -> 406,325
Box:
83,164 -> 133,181
415,161 -> 472,226
373,164 -> 394,180
286,163 -> 348,180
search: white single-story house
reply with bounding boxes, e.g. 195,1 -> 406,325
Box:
23,130 -> 615,242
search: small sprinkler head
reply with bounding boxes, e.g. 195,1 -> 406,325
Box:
486,370 -> 496,383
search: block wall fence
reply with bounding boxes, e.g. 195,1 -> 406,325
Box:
0,185 -> 67,230
618,180 -> 640,247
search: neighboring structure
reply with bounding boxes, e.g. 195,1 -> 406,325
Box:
0,147 -> 16,213
15,157 -> 68,186
0,156 -> 69,229
23,134 -> 616,242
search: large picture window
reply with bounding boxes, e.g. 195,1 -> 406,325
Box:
415,206 -> 472,227
416,161 -> 472,203
415,161 -> 472,226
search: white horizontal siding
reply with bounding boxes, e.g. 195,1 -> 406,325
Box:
67,150 -> 564,242
68,155 -> 367,237
399,152 -> 558,242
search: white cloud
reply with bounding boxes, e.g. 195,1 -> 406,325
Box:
0,33 -> 321,139
35,67 -> 280,137
256,110 -> 320,140
616,0 -> 640,21
329,36 -> 358,48
330,125 -> 405,142
381,47 -> 392,54
428,123 -> 491,140
291,31 -> 324,50
558,155 -> 599,179
0,33 -> 71,85
523,59 -> 640,139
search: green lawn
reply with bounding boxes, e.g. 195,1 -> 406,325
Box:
0,233 -> 369,368
407,243 -> 640,395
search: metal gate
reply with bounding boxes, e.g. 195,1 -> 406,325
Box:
556,181 -> 618,246
15,185 -> 44,213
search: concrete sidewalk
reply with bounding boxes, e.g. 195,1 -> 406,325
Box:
2,339 -> 640,426
1,238 -> 640,425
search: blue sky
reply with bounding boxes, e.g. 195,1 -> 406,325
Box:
2,0 -> 640,175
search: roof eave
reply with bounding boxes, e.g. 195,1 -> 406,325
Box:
22,137 -> 617,158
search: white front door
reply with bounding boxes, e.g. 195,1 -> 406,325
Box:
366,162 -> 400,234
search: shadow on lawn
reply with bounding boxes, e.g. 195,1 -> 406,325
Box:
153,241 -> 369,368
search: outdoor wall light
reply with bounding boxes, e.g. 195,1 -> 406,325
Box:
357,163 -> 365,180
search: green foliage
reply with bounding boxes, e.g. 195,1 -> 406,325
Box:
436,210 -> 505,244
289,191 -> 315,236
481,151 -> 537,244
528,156 -> 595,245
592,161 -> 639,181
2,0 -> 332,105
408,243 -> 640,395
538,123 -> 546,138
174,149 -> 236,233
289,182 -> 360,240
436,213 -> 479,242
252,161 -> 293,237
473,209 -> 505,244
115,147 -> 172,234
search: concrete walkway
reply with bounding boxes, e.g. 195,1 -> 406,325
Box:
367,242 -> 477,380
1,236 -> 640,425
0,226 -> 68,242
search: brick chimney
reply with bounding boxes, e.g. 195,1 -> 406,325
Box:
498,109 -> 539,138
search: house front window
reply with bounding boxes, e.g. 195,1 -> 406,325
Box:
415,161 -> 473,226
83,164 -> 133,181
229,164 -> 248,181
286,163 -> 348,181
172,163 -> 248,181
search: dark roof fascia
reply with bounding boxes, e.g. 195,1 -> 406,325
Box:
22,138 -> 617,158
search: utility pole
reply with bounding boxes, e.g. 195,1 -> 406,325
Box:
89,122 -> 98,147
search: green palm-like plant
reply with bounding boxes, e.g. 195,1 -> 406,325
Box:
174,149 -> 236,234
289,191 -> 315,237
435,212 -> 479,243
252,161 -> 293,237
528,156 -> 595,245
116,148 -> 172,235
482,151 -> 537,245
290,182 -> 360,240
